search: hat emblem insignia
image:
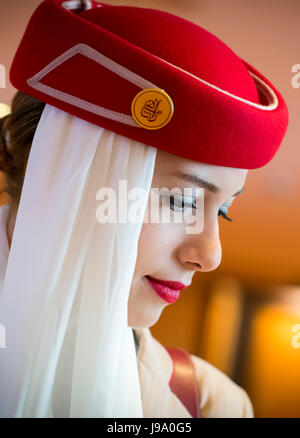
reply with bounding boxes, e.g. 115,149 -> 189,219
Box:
141,98 -> 163,122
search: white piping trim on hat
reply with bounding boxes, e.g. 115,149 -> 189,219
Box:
27,42 -> 278,130
249,72 -> 278,109
59,4 -> 278,111
26,43 -> 161,127
151,52 -> 278,111
85,1 -> 93,10
61,1 -> 96,11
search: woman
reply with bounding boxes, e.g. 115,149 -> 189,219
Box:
0,0 -> 289,418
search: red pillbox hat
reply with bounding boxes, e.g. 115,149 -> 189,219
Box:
9,0 -> 289,169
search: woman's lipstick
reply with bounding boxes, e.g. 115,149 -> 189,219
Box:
145,275 -> 188,304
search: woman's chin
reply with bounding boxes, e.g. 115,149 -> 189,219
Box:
127,306 -> 164,328
127,276 -> 169,328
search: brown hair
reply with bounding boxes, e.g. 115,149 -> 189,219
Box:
0,91 -> 46,205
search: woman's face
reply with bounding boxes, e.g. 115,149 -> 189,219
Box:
127,149 -> 248,328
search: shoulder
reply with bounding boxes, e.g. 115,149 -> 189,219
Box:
134,327 -> 254,418
189,353 -> 254,418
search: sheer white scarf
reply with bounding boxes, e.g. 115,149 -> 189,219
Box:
0,104 -> 157,417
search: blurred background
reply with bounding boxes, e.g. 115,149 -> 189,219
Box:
1,0 -> 300,417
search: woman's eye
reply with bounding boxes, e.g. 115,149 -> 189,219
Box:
169,195 -> 196,212
161,193 -> 233,221
218,207 -> 233,222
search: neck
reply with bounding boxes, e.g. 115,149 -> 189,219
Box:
133,329 -> 139,354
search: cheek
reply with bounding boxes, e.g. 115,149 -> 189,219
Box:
134,222 -> 177,276
136,223 -> 163,268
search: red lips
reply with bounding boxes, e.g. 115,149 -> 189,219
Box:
145,275 -> 190,304
146,276 -> 189,290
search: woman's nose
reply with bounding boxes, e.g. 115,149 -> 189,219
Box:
178,220 -> 222,272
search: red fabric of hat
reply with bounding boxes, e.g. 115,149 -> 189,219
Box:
9,0 -> 289,169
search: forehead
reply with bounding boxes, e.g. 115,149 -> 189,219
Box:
153,149 -> 248,195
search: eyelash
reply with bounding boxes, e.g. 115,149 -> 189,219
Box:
218,208 -> 233,222
166,195 -> 233,222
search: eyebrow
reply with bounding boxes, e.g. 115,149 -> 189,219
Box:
171,172 -> 245,197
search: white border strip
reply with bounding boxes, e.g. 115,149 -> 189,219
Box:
27,42 -> 278,130
60,5 -> 278,111
151,52 -> 278,111
27,43 -> 161,127
61,1 -> 96,11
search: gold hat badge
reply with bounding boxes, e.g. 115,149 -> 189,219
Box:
131,88 -> 174,130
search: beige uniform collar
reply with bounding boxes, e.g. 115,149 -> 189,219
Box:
133,327 -> 192,417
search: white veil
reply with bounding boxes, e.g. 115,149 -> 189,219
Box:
0,103 -> 157,417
